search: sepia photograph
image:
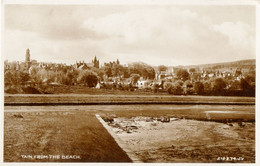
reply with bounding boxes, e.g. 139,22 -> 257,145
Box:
1,0 -> 258,165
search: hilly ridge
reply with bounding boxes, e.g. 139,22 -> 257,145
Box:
176,59 -> 256,70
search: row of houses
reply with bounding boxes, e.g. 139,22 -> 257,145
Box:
155,68 -> 245,82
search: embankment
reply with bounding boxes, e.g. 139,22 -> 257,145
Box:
4,94 -> 255,106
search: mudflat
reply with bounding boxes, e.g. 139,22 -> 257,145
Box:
4,103 -> 255,163
105,116 -> 255,163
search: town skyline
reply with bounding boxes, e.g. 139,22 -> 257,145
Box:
4,5 -> 256,66
3,48 -> 256,68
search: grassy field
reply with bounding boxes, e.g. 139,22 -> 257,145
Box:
4,110 -> 131,162
97,104 -> 255,122
4,94 -> 255,105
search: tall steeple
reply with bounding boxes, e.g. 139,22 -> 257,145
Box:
93,56 -> 99,68
25,48 -> 30,62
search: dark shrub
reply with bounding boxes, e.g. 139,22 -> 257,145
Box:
5,88 -> 18,94
163,82 -> 174,94
171,82 -> 183,95
22,86 -> 42,94
194,82 -> 204,95
152,83 -> 160,93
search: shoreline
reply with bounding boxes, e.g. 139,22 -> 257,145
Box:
4,101 -> 255,106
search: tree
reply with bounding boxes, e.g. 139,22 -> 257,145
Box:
130,74 -> 140,85
101,64 -> 112,77
97,69 -> 105,81
194,81 -> 204,95
191,73 -> 201,82
176,69 -> 190,81
111,64 -> 125,77
123,67 -> 130,78
189,68 -> 196,73
31,69 -> 48,84
171,82 -> 183,95
128,62 -> 155,79
184,80 -> 193,94
245,74 -> 255,85
4,70 -> 30,86
77,70 -> 98,87
163,82 -> 174,94
184,80 -> 192,87
234,70 -> 242,77
240,78 -> 255,96
163,81 -> 183,95
4,70 -> 14,86
46,71 -> 56,84
128,62 -> 141,74
213,78 -> 226,92
240,78 -> 251,91
16,71 -> 30,85
152,83 -> 160,93
176,80 -> 184,86
65,71 -> 76,85
158,65 -> 167,72
229,80 -> 241,91
203,80 -> 212,91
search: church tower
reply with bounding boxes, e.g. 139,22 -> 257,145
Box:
25,48 -> 31,69
25,48 -> 30,62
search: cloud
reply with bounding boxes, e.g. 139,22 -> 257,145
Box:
4,5 -> 255,66
82,6 -> 255,65
212,21 -> 255,49
5,5 -> 106,41
4,29 -> 105,64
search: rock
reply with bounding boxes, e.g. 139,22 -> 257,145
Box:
13,114 -> 23,118
111,114 -> 117,118
161,116 -> 170,123
130,125 -> 138,129
151,122 -> 157,126
223,125 -> 229,129
227,123 -> 233,127
103,117 -> 114,123
238,122 -> 245,127
170,118 -> 179,121
145,117 -> 153,122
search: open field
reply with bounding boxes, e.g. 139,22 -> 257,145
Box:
98,104 -> 255,122
4,102 -> 255,162
4,94 -> 255,105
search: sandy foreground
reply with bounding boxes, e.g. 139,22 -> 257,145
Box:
105,117 -> 255,163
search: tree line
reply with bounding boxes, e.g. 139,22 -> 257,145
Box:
4,61 -> 156,93
4,60 -> 255,96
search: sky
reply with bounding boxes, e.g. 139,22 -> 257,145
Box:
3,5 -> 256,66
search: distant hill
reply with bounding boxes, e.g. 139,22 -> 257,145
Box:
176,59 -> 256,71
